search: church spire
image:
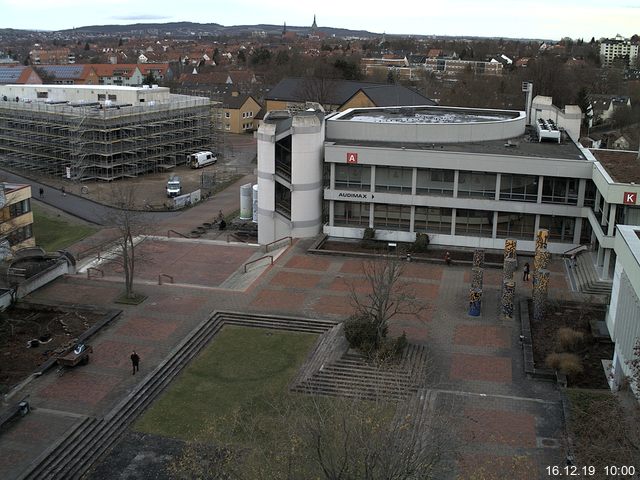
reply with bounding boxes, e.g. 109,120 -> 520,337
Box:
312,14 -> 317,30
282,21 -> 287,35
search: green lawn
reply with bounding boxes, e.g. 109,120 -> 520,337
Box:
134,326 -> 318,441
32,203 -> 97,251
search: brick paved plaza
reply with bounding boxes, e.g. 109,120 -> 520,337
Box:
0,193 -> 575,479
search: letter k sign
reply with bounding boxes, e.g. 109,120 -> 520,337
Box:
623,192 -> 637,205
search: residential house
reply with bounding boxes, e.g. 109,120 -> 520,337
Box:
30,47 -> 74,65
0,66 -> 43,85
264,77 -> 436,113
588,95 -> 632,126
32,65 -> 98,85
222,92 -> 261,133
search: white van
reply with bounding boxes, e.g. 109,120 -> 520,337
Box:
187,151 -> 217,169
166,176 -> 181,197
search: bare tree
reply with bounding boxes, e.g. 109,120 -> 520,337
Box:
347,257 -> 425,351
105,183 -> 149,300
169,384 -> 454,480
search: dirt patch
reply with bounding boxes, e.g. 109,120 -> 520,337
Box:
529,301 -> 612,389
0,304 -> 107,393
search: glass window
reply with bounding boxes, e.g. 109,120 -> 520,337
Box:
373,204 -> 411,231
375,166 -> 413,194
454,209 -> 494,237
541,177 -> 578,205
539,215 -> 575,243
334,201 -> 370,227
457,171 -> 497,199
495,212 -> 536,240
414,206 -> 452,234
334,164 -> 371,191
583,180 -> 596,208
499,174 -> 538,202
416,168 -> 454,196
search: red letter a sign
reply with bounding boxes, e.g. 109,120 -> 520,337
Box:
346,152 -> 358,164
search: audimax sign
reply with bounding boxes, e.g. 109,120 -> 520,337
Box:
337,192 -> 369,199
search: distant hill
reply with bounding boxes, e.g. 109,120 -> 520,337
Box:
56,21 -> 378,39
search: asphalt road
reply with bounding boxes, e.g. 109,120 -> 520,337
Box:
1,169 -> 181,226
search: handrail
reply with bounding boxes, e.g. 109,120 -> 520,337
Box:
158,274 -> 174,285
562,244 -> 588,257
264,236 -> 293,253
87,267 -> 104,279
243,255 -> 273,273
167,229 -> 188,238
76,239 -> 113,260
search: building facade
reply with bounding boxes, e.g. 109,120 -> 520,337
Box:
0,183 -> 35,255
258,104 -> 640,282
600,35 -> 639,67
0,84 -> 212,181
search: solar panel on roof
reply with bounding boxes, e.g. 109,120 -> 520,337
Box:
39,65 -> 84,78
0,67 -> 24,83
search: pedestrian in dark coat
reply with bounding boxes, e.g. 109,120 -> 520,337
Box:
523,262 -> 530,281
131,351 -> 140,375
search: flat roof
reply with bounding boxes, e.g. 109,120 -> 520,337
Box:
590,149 -> 640,184
328,129 -> 587,161
5,84 -> 168,92
332,105 -> 521,124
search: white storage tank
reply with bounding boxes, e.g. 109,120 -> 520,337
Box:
240,183 -> 252,220
252,184 -> 258,223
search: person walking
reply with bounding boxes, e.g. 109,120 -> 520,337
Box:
523,262 -> 530,281
130,351 -> 140,375
39,187 -> 44,198
444,251 -> 451,266
61,186 -> 66,196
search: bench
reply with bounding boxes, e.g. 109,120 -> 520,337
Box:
0,396 -> 30,430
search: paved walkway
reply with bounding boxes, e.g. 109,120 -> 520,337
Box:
0,187 -> 577,479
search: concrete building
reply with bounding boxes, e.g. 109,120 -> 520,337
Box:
424,57 -> 503,76
258,104 -> 640,282
0,84 -> 212,181
0,183 -> 35,255
606,224 -> 640,394
600,35 -> 639,67
222,92 -> 261,134
257,110 -> 325,243
531,96 -> 582,141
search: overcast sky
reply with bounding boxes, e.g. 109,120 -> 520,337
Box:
2,0 -> 639,40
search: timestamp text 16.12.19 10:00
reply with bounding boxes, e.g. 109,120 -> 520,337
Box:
546,465 -> 636,476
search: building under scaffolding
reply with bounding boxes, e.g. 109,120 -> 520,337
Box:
0,84 -> 213,181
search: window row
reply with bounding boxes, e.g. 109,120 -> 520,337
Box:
5,224 -> 33,246
333,165 -> 580,205
0,199 -> 31,222
332,201 -> 576,242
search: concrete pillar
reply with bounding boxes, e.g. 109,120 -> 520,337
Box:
492,211 -> 498,239
607,204 -> 617,236
495,173 -> 502,201
329,200 -> 334,226
369,202 -> 375,228
603,249 -> 611,280
573,217 -> 583,245
411,167 -> 417,196
577,179 -> 586,207
453,170 -> 459,198
410,205 -> 415,232
596,245 -> 604,268
370,165 -> 376,193
537,175 -> 544,203
450,209 -> 456,236
330,162 -> 335,190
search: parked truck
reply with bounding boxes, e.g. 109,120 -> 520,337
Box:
166,175 -> 181,197
187,151 -> 217,169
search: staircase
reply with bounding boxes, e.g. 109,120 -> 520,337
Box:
17,312 -> 337,480
291,342 -> 431,402
567,251 -> 612,297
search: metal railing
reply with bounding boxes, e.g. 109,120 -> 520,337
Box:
243,255 -> 273,273
264,236 -> 292,253
158,274 -> 174,285
167,229 -> 188,238
87,267 -> 104,279
562,244 -> 588,257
